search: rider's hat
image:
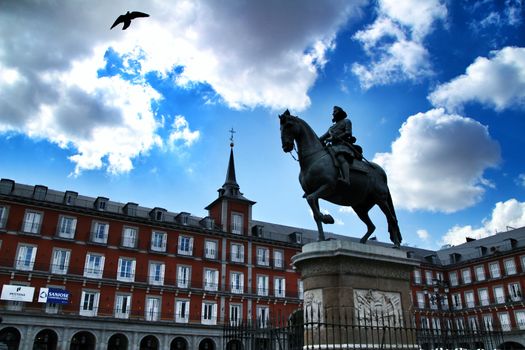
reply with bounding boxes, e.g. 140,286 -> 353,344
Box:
332,106 -> 347,122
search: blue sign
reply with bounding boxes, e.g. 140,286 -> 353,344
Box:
40,288 -> 70,304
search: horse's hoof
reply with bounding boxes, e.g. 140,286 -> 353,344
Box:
360,238 -> 367,244
322,214 -> 334,224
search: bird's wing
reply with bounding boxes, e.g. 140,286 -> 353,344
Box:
129,11 -> 150,19
110,15 -> 126,29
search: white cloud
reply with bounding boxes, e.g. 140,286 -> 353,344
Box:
417,229 -> 430,240
441,199 -> 525,246
352,0 -> 447,89
429,47 -> 525,112
373,108 -> 500,212
517,174 -> 525,187
0,0 -> 366,174
168,116 -> 200,148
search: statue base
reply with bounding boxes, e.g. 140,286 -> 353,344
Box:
292,240 -> 420,350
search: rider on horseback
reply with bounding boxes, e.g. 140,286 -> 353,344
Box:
320,106 -> 360,182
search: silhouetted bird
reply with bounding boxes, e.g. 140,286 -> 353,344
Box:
110,11 -> 149,30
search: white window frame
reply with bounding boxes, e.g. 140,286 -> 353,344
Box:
22,210 -> 42,234
256,306 -> 270,327
177,235 -> 194,256
117,257 -> 136,282
229,303 -> 242,326
273,250 -> 284,269
483,314 -> 494,331
464,290 -> 475,308
230,271 -> 244,294
498,312 -> 511,331
15,244 -> 37,271
448,271 -> 458,286
175,299 -> 190,323
508,282 -> 522,302
416,292 -> 425,308
121,226 -> 138,248
231,212 -> 243,234
231,243 -> 244,263
478,288 -> 489,306
150,231 -> 167,252
425,270 -> 433,285
91,221 -> 109,244
204,268 -> 219,291
0,205 -> 8,228
521,255 -> 525,272
177,265 -> 191,288
149,261 -> 166,286
275,277 -> 286,298
114,293 -> 131,319
257,275 -> 269,296
475,265 -> 485,282
493,286 -> 505,304
489,262 -> 501,279
204,239 -> 218,259
202,301 -> 218,325
57,215 -> 77,239
145,296 -> 161,321
413,269 -> 422,284
51,248 -> 71,274
452,293 -> 462,310
515,310 -> 525,330
461,268 -> 472,284
256,247 -> 270,266
84,253 -> 105,278
79,290 -> 100,317
504,258 -> 517,275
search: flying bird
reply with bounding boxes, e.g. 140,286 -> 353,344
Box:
110,11 -> 149,30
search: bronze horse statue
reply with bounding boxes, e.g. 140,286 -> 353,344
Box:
279,110 -> 402,247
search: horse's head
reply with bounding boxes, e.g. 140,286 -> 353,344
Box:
279,109 -> 297,153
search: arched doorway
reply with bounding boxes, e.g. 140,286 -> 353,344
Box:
139,335 -> 158,350
0,327 -> 21,350
170,337 -> 188,350
70,331 -> 96,350
107,333 -> 128,350
198,338 -> 215,350
226,339 -> 243,350
33,329 -> 58,350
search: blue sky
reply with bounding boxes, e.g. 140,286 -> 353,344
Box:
1,0 -> 524,250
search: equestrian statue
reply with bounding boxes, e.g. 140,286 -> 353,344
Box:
279,107 -> 402,248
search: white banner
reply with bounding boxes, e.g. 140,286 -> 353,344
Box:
1,285 -> 35,302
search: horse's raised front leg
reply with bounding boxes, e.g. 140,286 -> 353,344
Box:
305,184 -> 335,241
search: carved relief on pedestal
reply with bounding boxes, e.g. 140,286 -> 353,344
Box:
303,288 -> 324,324
353,289 -> 403,327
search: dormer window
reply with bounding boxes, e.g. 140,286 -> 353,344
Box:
149,207 -> 166,222
450,253 -> 461,264
0,179 -> 15,194
176,212 -> 190,225
33,185 -> 47,200
252,225 -> 263,237
123,202 -> 138,216
200,216 -> 214,230
94,197 -> 109,211
63,191 -> 78,206
289,232 -> 302,244
477,246 -> 487,257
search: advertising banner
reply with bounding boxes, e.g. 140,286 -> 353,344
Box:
0,285 -> 35,302
38,287 -> 70,304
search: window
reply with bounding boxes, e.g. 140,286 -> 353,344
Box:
478,288 -> 489,306
177,265 -> 191,288
257,275 -> 269,296
175,299 -> 190,323
80,290 -> 99,317
452,293 -> 462,310
416,292 -> 425,308
204,269 -> 219,291
204,240 -> 217,259
521,255 -> 525,272
489,262 -> 501,278
475,265 -> 485,281
504,258 -> 517,275
298,280 -> 304,299
275,277 -> 286,297
256,247 -> 270,266
151,231 -> 167,252
425,270 -> 433,285
483,315 -> 493,331
22,210 -> 42,234
149,262 -> 165,286
231,213 -> 243,234
178,235 -> 194,256
494,286 -> 505,304
0,205 -> 8,228
16,244 -> 37,271
516,311 -> 525,330
145,296 -> 161,321
91,221 -> 109,244
57,216 -> 77,239
468,316 -> 478,331
121,227 -> 137,248
230,272 -> 244,294
448,271 -> 458,286
117,257 -> 136,282
412,269 -> 421,284
231,243 -> 244,263
464,291 -> 475,308
84,253 -> 105,278
51,248 -> 70,274
499,312 -> 511,331
202,301 -> 217,325
114,294 -> 131,319
461,268 -> 472,284
256,306 -> 269,327
508,282 -> 522,302
273,250 -> 284,268
229,303 -> 242,325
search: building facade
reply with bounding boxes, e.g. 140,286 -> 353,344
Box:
0,144 -> 524,349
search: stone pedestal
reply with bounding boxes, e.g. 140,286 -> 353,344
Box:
292,240 -> 419,349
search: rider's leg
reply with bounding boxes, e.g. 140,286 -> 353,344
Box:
337,154 -> 350,181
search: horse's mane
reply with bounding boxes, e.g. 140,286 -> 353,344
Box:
290,114 -> 320,140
